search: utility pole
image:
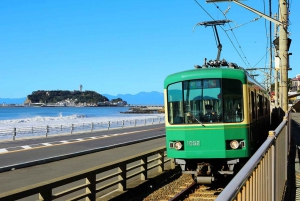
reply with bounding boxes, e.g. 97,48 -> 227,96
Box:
268,0 -> 272,93
274,13 -> 279,107
279,0 -> 289,112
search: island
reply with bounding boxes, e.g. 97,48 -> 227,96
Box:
24,90 -> 127,107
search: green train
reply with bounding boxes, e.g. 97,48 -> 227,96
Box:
164,60 -> 270,184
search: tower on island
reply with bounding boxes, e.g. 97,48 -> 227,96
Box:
79,84 -> 82,92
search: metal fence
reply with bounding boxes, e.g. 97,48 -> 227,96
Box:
0,147 -> 173,201
0,117 -> 165,141
215,110 -> 291,201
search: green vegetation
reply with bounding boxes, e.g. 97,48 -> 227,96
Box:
27,90 -> 109,104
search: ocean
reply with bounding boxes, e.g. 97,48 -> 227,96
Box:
0,107 -> 165,140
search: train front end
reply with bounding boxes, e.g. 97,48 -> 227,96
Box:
164,67 -> 250,183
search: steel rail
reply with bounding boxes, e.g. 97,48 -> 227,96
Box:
169,182 -> 197,201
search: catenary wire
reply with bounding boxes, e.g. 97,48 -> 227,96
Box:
212,2 -> 252,67
193,0 -> 249,67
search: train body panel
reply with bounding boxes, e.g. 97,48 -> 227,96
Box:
166,124 -> 250,158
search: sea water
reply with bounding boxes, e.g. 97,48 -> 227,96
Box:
0,107 -> 165,140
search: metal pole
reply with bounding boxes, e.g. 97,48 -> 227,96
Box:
71,124 -> 74,134
268,0 -> 272,92
274,13 -> 279,107
279,0 -> 289,112
46,125 -> 49,137
13,128 -> 16,141
275,68 -> 279,106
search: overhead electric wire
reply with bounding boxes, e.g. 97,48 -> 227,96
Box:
260,0 -> 271,89
212,2 -> 252,67
253,47 -> 271,68
194,0 -> 276,90
193,0 -> 249,67
268,0 -> 273,87
225,17 -> 261,31
263,0 -> 269,67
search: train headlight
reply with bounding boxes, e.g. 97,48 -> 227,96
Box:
174,141 -> 183,150
230,140 -> 239,149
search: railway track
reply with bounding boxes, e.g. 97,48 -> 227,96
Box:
143,174 -> 224,201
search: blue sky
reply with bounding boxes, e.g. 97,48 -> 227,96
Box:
0,0 -> 299,98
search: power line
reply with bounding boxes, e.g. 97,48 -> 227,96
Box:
193,0 -> 250,67
212,2 -> 252,67
225,17 -> 261,31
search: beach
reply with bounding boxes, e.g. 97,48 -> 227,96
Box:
0,107 -> 165,140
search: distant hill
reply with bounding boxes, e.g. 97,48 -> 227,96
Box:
0,98 -> 26,104
103,91 -> 164,105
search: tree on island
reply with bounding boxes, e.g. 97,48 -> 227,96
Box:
111,98 -> 123,103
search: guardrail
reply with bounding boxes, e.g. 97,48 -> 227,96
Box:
0,135 -> 166,174
0,146 -> 174,201
215,110 -> 291,201
0,116 -> 165,141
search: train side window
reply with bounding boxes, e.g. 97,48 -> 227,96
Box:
263,97 -> 267,116
222,79 -> 243,122
258,95 -> 263,117
265,97 -> 269,114
251,91 -> 256,120
257,95 -> 260,117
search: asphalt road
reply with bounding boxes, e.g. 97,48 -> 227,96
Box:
0,137 -> 167,196
0,124 -> 165,168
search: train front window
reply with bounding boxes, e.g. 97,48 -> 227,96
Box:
167,82 -> 184,124
167,79 -> 243,124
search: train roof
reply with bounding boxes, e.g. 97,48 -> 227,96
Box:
164,66 -> 266,91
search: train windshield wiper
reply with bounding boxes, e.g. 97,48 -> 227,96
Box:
193,116 -> 205,127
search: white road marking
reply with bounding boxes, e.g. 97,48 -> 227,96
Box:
0,127 -> 163,154
42,143 -> 52,146
21,145 -> 32,149
0,149 -> 8,153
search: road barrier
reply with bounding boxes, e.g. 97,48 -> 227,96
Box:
0,146 -> 174,201
0,116 -> 165,141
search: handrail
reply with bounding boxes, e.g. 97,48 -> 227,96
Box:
215,110 -> 291,201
